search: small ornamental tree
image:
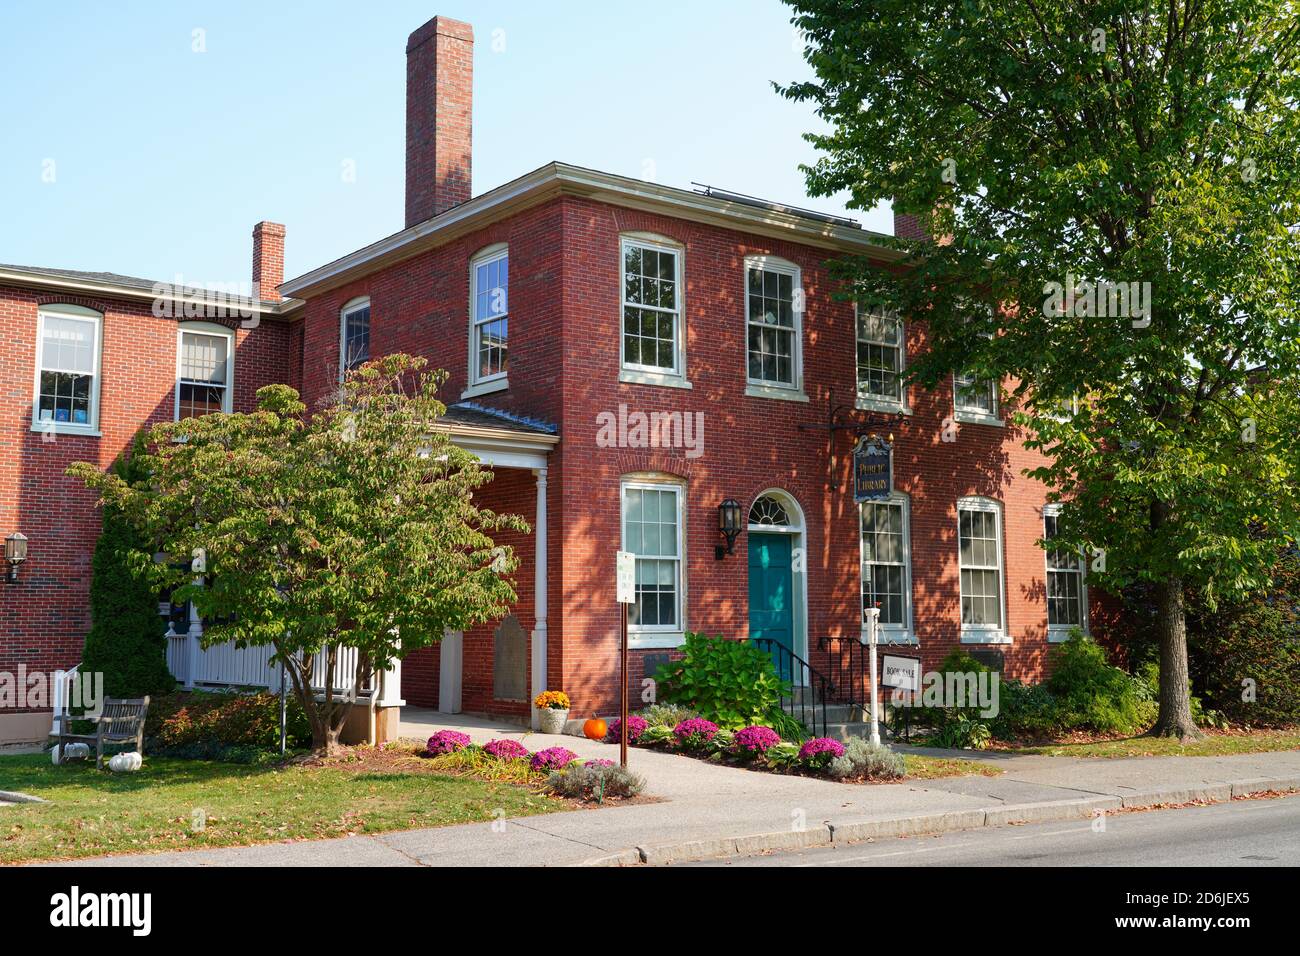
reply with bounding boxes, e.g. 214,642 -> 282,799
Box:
79,436 -> 174,701
781,0 -> 1300,739
69,354 -> 527,753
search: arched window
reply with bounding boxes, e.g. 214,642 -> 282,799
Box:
749,494 -> 791,527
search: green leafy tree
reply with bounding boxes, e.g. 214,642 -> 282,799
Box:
782,0 -> 1300,738
80,437 -> 174,701
69,354 -> 527,753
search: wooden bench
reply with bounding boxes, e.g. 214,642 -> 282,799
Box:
53,696 -> 150,770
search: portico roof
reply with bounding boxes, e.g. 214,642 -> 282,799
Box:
438,402 -> 557,470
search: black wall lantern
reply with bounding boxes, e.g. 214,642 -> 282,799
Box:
716,498 -> 743,560
5,532 -> 28,584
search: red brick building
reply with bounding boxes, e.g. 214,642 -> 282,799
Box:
0,15 -> 1102,742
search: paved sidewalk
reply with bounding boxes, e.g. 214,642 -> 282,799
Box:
47,710 -> 1300,867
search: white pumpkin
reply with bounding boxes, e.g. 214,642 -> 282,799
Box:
108,751 -> 143,773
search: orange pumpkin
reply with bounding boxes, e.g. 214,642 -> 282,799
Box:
583,717 -> 608,741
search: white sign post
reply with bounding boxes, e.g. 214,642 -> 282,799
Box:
615,551 -> 636,767
862,607 -> 881,745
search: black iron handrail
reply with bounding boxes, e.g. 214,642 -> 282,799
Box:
753,638 -> 830,739
820,635 -> 913,739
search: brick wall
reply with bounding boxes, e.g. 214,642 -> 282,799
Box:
0,284 -> 292,710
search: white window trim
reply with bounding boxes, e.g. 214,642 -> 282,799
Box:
174,322 -> 235,420
859,492 -> 915,644
620,478 -> 686,649
464,243 -> 509,397
1043,503 -> 1088,642
855,304 -> 911,414
743,255 -> 806,399
339,296 -> 371,381
952,372 -> 1004,426
619,234 -> 690,389
31,303 -> 104,437
957,495 -> 1010,644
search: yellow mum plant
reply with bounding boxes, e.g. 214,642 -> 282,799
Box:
534,690 -> 570,710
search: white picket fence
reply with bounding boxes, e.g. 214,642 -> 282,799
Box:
165,631 -> 399,704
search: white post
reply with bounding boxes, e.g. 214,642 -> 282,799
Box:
185,598 -> 202,690
864,607 -> 881,745
529,466 -> 549,731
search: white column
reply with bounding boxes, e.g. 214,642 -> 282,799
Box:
530,466 -> 548,730
185,596 -> 202,690
438,630 -> 463,714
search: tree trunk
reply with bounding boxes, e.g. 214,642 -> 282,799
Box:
1147,575 -> 1204,741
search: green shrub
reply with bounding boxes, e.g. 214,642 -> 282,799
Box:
988,679 -> 1061,739
146,690 -> 310,752
638,703 -> 699,728
545,762 -> 645,802
80,437 -> 175,701
638,725 -> 674,746
652,632 -> 791,730
1048,634 -> 1155,735
929,715 -> 993,749
843,737 -> 906,779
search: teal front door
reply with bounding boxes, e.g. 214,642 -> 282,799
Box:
748,533 -> 794,680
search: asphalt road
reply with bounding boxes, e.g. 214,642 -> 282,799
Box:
677,793 -> 1300,866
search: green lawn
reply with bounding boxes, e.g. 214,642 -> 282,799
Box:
999,729 -> 1300,759
0,753 -> 563,865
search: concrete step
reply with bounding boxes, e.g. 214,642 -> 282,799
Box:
782,701 -> 870,724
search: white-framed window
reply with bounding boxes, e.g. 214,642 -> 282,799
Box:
620,235 -> 686,386
339,297 -> 371,377
468,244 -> 509,391
954,371 -> 999,420
32,303 -> 103,434
621,480 -> 684,644
957,496 -> 1008,642
1043,504 -> 1087,640
744,256 -> 803,393
860,494 -> 914,642
856,305 -> 907,410
175,323 -> 235,419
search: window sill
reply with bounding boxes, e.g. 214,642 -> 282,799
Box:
954,410 -> 1004,427
744,383 -> 809,403
855,397 -> 912,415
619,369 -> 693,390
628,631 -> 686,650
461,378 -> 508,400
1047,628 -> 1086,643
31,424 -> 101,438
960,630 -> 1011,645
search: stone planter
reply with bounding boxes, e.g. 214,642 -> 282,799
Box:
539,707 -> 569,735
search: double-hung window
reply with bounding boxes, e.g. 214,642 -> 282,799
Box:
860,495 -> 913,642
1043,505 -> 1087,639
340,298 -> 371,376
856,305 -> 906,410
621,237 -> 685,384
957,497 -> 1007,641
176,323 -> 234,419
469,246 -> 508,391
745,257 -> 803,394
621,481 -> 683,643
33,304 -> 102,433
954,371 -> 999,420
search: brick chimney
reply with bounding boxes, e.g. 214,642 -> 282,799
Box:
893,210 -> 930,242
251,221 -> 285,302
405,16 -> 473,227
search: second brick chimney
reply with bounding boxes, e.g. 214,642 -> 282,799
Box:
252,221 -> 286,302
406,16 -> 473,228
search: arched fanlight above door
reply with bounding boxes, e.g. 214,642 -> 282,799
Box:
749,494 -> 791,528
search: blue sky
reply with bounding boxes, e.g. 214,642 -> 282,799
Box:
0,1 -> 890,287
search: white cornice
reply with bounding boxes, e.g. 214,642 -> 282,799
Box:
279,162 -> 901,300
